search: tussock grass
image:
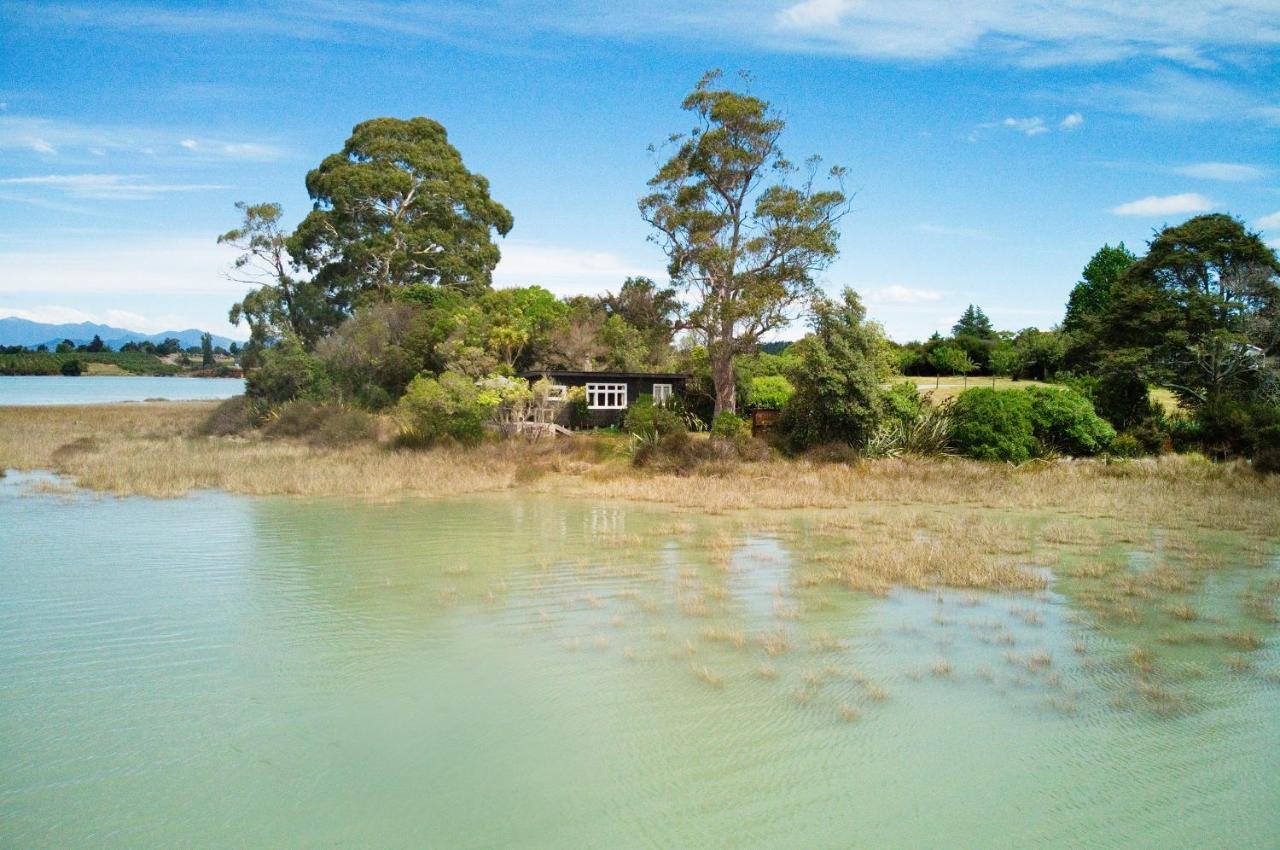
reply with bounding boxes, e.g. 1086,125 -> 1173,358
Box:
6,405 -> 1280,545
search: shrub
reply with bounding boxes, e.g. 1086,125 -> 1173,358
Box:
59,359 -> 82,376
883,381 -> 924,426
950,388 -> 1038,463
261,400 -> 376,446
1024,386 -> 1115,456
780,289 -> 886,452
710,411 -> 749,440
747,375 -> 794,410
245,337 -> 331,406
198,395 -> 255,436
396,371 -> 495,447
1108,432 -> 1146,458
624,394 -> 687,440
863,400 -> 953,458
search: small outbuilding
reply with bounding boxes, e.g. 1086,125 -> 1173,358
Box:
520,370 -> 690,428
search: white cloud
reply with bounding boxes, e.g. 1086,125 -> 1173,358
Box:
0,114 -> 287,161
0,237 -> 243,295
917,223 -> 987,238
1003,116 -> 1048,136
1077,68 -> 1280,126
862,285 -> 946,305
1060,112 -> 1084,129
1110,192 -> 1214,216
1269,238 -> 1280,251
1173,162 -> 1265,181
0,173 -> 228,200
1256,211 -> 1280,229
493,241 -> 662,297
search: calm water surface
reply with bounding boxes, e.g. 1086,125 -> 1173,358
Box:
0,472 -> 1276,848
0,375 -> 244,405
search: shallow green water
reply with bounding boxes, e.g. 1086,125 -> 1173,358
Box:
1,472 -> 1277,848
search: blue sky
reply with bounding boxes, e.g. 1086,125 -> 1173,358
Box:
1,1 -> 1278,341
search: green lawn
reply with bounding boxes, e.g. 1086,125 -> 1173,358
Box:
899,375 -> 1182,414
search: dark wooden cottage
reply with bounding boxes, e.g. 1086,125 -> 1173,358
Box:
520,370 -> 689,428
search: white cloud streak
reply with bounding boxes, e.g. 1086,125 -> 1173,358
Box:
0,173 -> 228,200
1256,211 -> 1280,230
0,237 -> 244,295
0,114 -> 288,161
1173,162 -> 1265,182
862,285 -> 946,305
1110,193 -> 1215,216
19,0 -> 1280,68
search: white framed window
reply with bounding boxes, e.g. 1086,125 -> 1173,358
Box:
586,383 -> 627,409
545,384 -> 567,403
652,383 -> 673,404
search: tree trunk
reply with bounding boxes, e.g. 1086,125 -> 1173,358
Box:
712,349 -> 737,417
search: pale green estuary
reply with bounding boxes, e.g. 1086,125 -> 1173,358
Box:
1,471 -> 1277,848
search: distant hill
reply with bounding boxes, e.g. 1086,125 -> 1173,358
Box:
0,317 -> 240,351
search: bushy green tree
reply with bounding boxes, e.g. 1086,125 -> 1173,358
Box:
245,336 -> 332,406
950,388 -> 1038,463
1023,386 -> 1115,456
1063,243 -> 1136,337
780,289 -> 885,451
290,117 -> 514,306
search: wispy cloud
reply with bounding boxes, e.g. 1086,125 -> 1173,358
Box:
0,304 -> 220,335
1075,68 -> 1280,126
863,285 -> 946,305
971,113 -> 1084,140
493,241 -> 661,297
1256,211 -> 1280,230
1110,193 -> 1215,216
1173,162 -> 1265,182
0,114 -> 288,161
0,173 -> 228,200
20,0 -> 1280,68
917,223 -> 988,239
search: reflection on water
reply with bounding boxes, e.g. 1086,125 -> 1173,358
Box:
1,471 -> 1277,848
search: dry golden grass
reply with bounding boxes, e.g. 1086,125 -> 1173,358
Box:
4,403 -> 1279,542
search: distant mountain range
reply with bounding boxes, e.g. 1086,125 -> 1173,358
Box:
0,317 -> 240,351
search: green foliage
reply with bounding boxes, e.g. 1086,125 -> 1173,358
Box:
1254,424 -> 1280,474
710,411 -> 749,439
59,358 -> 82,376
1023,386 -> 1115,456
289,117 -> 514,305
200,332 -> 214,367
952,386 -> 1115,461
884,381 -> 924,424
222,201 -> 338,347
1009,328 -> 1065,381
245,337 -> 332,406
1103,214 -> 1280,413
624,394 -> 688,440
1063,243 -> 1136,337
863,399 -> 953,458
928,344 -> 974,378
641,70 -> 848,415
315,301 -> 428,408
780,289 -> 885,451
396,371 -> 495,446
952,304 -> 995,339
747,374 -> 794,410
950,388 -> 1038,463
